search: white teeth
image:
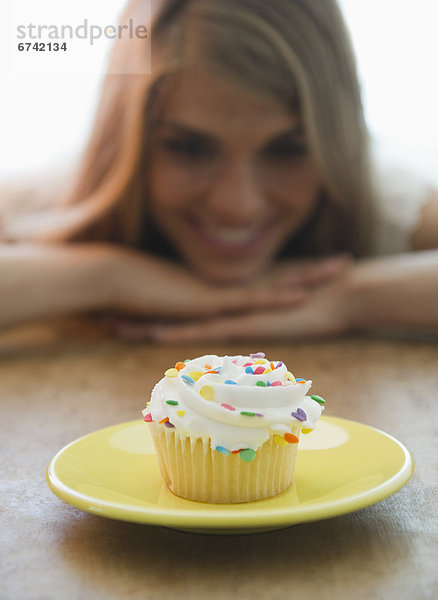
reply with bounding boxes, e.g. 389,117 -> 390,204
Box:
202,226 -> 262,245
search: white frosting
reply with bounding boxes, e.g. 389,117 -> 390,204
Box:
143,354 -> 324,452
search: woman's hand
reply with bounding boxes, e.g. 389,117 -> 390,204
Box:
108,250 -> 352,341
0,240 -> 349,332
119,275 -> 353,343
104,247 -> 351,318
102,245 -> 308,319
113,249 -> 438,343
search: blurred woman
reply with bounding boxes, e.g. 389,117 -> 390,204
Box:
1,0 -> 437,342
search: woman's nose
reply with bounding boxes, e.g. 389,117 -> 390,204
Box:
206,160 -> 265,226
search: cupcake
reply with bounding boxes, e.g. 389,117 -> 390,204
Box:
142,353 -> 325,503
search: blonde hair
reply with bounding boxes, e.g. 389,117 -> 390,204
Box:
7,0 -> 375,256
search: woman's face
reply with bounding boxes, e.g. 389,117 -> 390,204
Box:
148,65 -> 321,284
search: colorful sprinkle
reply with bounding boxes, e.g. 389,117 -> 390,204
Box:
240,411 -> 256,417
270,380 -> 282,387
189,371 -> 203,382
159,417 -> 170,424
274,434 -> 288,447
254,359 -> 266,365
204,363 -> 212,370
204,370 -> 219,375
245,366 -> 254,374
164,421 -> 175,428
263,368 -> 272,374
143,413 -> 153,422
166,400 -> 178,405
221,403 -> 236,411
311,394 -> 326,405
183,359 -> 191,363
254,366 -> 265,375
296,378 -> 307,383
291,408 -> 307,422
176,410 -> 186,417
200,384 -> 214,401
301,428 -> 314,434
181,374 -> 195,385
240,448 -> 256,462
270,362 -> 275,370
224,379 -> 238,385
231,449 -> 241,454
243,362 -> 253,367
216,446 -> 230,456
276,362 -> 283,369
286,371 -> 296,383
255,380 -> 266,387
250,352 -> 265,359
284,433 -> 299,444
165,368 -> 178,378
174,361 -> 186,371
255,413 -> 264,417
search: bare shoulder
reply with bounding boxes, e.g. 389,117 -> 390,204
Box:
411,188 -> 438,250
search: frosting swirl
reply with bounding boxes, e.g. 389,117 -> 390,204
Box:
143,354 -> 325,455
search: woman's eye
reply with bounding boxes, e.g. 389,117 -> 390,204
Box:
162,137 -> 214,159
263,141 -> 308,160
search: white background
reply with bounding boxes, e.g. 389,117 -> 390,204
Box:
0,0 -> 437,184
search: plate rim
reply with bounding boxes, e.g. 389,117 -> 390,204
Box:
46,416 -> 414,530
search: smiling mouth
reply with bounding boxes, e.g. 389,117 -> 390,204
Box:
186,218 -> 275,255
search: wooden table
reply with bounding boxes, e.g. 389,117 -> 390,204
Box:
1,321 -> 437,599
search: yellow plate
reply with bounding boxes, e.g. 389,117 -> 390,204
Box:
46,416 -> 414,534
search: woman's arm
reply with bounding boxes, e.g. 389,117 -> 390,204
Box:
134,250 -> 438,344
1,243 -> 345,331
0,243 -> 111,330
411,190 -> 438,251
347,250 -> 438,331
348,190 -> 438,331
347,189 -> 437,330
348,189 -> 438,329
347,190 -> 438,331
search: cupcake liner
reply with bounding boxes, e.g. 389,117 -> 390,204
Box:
149,422 -> 300,503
